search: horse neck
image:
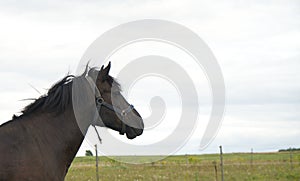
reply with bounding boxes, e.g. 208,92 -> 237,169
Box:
25,105 -> 92,174
19,76 -> 96,176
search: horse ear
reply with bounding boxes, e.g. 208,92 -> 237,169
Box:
103,61 -> 111,75
99,62 -> 111,81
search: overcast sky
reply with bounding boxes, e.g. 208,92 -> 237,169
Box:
0,0 -> 299,156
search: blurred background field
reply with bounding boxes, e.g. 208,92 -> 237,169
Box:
65,151 -> 300,181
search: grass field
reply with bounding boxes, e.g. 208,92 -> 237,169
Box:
65,151 -> 300,181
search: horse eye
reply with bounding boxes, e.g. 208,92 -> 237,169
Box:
101,90 -> 110,94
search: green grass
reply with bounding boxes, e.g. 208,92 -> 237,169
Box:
65,152 -> 300,181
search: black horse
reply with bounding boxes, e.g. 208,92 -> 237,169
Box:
0,62 -> 144,180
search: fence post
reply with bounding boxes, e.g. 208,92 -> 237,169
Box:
185,154 -> 189,166
219,146 -> 224,181
251,148 -> 253,168
95,144 -> 99,181
289,148 -> 293,170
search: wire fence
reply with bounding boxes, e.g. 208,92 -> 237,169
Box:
91,147 -> 300,166
70,146 -> 300,181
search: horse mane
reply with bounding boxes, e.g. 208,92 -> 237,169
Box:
21,75 -> 75,116
19,68 -> 121,117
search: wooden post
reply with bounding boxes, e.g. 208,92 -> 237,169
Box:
250,148 -> 253,168
219,146 -> 224,181
95,144 -> 99,181
289,148 -> 293,170
185,154 -> 189,166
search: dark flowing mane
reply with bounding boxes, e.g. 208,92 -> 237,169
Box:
22,75 -> 75,116
19,68 -> 121,117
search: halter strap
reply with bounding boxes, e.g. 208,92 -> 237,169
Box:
85,76 -> 135,139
